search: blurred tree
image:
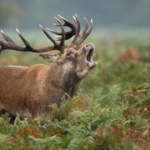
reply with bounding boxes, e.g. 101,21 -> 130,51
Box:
0,0 -> 21,27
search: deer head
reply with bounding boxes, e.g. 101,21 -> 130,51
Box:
0,15 -> 96,79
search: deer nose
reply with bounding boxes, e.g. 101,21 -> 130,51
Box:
85,43 -> 94,50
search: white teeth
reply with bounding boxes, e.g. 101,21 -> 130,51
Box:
86,61 -> 96,68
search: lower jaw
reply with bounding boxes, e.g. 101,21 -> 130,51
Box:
87,61 -> 96,69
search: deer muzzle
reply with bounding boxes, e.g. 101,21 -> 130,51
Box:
85,43 -> 96,69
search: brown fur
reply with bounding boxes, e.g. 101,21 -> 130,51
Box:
0,63 -> 79,117
0,44 -> 96,118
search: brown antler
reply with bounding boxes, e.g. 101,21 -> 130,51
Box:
0,28 -> 63,54
0,15 -> 93,54
48,14 -> 93,46
72,15 -> 93,45
0,15 -> 76,54
77,17 -> 93,45
47,14 -> 76,40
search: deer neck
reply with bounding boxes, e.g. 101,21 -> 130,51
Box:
48,63 -> 80,97
59,63 -> 80,97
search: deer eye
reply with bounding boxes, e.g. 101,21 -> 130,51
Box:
66,51 -> 73,57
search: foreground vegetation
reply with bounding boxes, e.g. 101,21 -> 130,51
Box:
0,36 -> 150,150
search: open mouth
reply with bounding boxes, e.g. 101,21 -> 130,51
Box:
86,48 -> 94,62
85,43 -> 96,68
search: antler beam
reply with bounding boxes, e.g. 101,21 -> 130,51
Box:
47,14 -> 93,45
0,15 -> 93,54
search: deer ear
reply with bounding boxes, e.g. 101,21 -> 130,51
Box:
39,54 -> 63,63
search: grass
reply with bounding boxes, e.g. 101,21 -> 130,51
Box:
0,35 -> 150,150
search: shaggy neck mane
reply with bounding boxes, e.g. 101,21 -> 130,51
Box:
47,64 -> 80,98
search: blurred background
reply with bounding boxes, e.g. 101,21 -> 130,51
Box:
1,0 -> 150,38
1,0 -> 150,27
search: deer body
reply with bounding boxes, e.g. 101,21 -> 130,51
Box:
0,63 -> 80,117
0,15 -> 96,117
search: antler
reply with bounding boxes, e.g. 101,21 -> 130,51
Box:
0,15 -> 93,54
47,14 -> 76,40
0,16 -> 75,54
48,14 -> 93,46
77,17 -> 93,45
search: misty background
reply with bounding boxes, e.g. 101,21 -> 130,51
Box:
0,0 -> 150,39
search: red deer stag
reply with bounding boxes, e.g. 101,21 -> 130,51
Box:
0,15 -> 96,118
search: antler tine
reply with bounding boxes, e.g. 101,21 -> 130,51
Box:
0,30 -> 24,52
85,19 -> 93,39
46,27 -> 74,41
77,18 -> 93,45
77,17 -> 89,45
47,15 -> 76,40
46,27 -> 61,36
72,14 -> 81,44
16,28 -> 33,50
57,14 -> 76,30
39,24 -> 58,48
54,17 -> 65,49
1,30 -> 15,44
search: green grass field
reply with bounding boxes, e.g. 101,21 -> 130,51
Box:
0,35 -> 150,150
